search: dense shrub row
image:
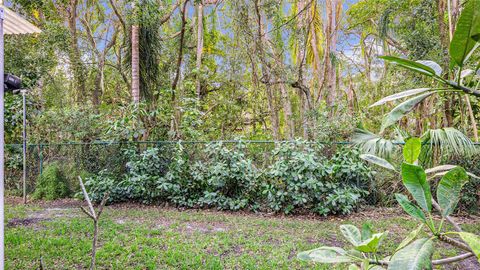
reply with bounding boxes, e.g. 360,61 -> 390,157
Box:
82,141 -> 375,215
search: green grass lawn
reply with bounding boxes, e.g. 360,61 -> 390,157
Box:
5,198 -> 480,269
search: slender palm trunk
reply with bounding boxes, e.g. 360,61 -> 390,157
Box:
196,1 -> 204,100
131,24 -> 140,104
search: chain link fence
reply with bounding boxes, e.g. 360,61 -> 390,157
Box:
4,141 -> 358,193
5,140 -> 479,210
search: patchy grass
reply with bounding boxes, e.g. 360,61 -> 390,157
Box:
5,198 -> 480,269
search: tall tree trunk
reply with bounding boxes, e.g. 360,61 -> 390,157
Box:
93,59 -> 104,107
196,1 -> 204,100
295,0 -> 312,139
170,0 -> 189,139
66,0 -> 86,103
253,0 -> 280,140
325,0 -> 341,116
131,24 -> 140,104
279,83 -> 294,139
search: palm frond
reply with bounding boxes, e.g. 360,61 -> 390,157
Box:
421,128 -> 477,163
352,128 -> 403,159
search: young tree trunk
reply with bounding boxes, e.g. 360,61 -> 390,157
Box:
253,0 -> 280,140
196,1 -> 204,100
279,83 -> 294,139
294,0 -> 312,139
324,0 -> 342,116
66,0 -> 86,103
170,1 -> 189,139
131,24 -> 140,104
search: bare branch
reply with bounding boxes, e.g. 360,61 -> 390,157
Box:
97,192 -> 110,219
80,206 -> 95,220
78,176 -> 96,220
432,253 -> 475,265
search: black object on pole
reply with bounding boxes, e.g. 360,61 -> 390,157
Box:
3,73 -> 21,91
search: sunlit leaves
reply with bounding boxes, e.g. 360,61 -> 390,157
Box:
380,93 -> 433,133
369,88 -> 431,108
401,163 -> 431,213
395,193 -> 426,222
297,246 -> 360,263
403,138 -> 421,164
449,0 -> 480,66
457,232 -> 480,262
388,238 -> 433,270
360,154 -> 396,171
437,167 -> 468,217
395,225 -> 424,252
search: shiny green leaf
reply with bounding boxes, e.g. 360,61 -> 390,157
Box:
403,138 -> 422,164
437,167 -> 468,217
401,163 -> 432,213
381,93 -> 433,133
388,238 -> 433,270
340,224 -> 362,246
449,0 -> 480,65
395,194 -> 426,222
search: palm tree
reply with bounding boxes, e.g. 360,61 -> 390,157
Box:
131,0 -> 140,104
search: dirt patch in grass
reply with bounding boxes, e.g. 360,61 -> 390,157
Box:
181,221 -> 229,234
7,217 -> 50,228
27,207 -> 80,220
451,257 -> 480,270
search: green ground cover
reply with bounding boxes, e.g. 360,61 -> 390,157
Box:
5,198 -> 480,269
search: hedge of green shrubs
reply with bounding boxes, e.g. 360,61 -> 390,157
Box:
82,141 -> 375,215
33,162 -> 71,200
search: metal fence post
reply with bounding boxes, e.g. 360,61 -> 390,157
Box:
39,144 -> 43,175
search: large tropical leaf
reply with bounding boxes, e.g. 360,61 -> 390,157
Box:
403,138 -> 422,164
369,88 -> 431,108
425,165 -> 457,174
416,61 -> 442,76
437,167 -> 469,217
355,232 -> 388,253
395,225 -> 424,252
457,232 -> 480,262
297,246 -> 360,263
379,56 -> 438,77
353,128 -> 401,159
361,223 -> 373,241
360,154 -> 396,171
381,93 -> 433,133
421,128 -> 476,161
395,194 -> 426,222
401,163 -> 432,212
449,0 -> 480,66
340,224 -> 362,246
387,238 -> 433,270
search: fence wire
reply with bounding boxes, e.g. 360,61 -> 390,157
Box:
5,140 -> 479,209
4,141 -> 359,195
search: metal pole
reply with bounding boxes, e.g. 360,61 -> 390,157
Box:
0,5 -> 5,270
22,90 -> 26,204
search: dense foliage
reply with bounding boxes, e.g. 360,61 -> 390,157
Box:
32,162 -> 70,200
299,139 -> 480,269
83,142 -> 374,215
1,0 -> 477,145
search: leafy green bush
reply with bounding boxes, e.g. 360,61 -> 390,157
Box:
157,143 -> 202,207
33,162 -> 70,200
82,170 -> 123,203
299,138 -> 480,269
194,142 -> 260,210
263,142 -> 371,215
84,142 -> 372,215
